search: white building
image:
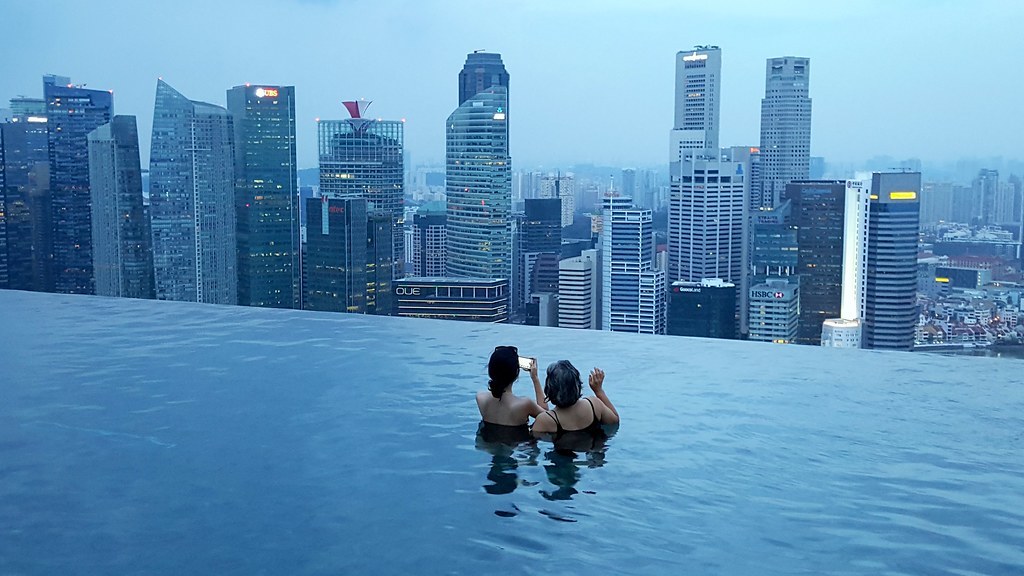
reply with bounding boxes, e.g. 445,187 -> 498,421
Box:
539,172 -> 576,227
558,248 -> 599,329
601,195 -> 666,334
758,57 -> 812,208
821,178 -> 870,348
748,278 -> 799,343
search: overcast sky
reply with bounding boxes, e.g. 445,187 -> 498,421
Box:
2,0 -> 1021,170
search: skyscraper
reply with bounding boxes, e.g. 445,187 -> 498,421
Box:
759,57 -> 812,208
0,112 -> 50,291
317,101 -> 404,278
521,197 -> 561,305
149,79 -> 236,304
410,204 -> 446,277
601,194 -> 666,334
44,76 -> 113,294
227,84 -> 299,309
863,172 -> 921,351
667,279 -> 736,338
973,169 -> 999,226
446,52 -> 511,281
558,248 -> 598,330
672,46 -> 721,152
748,278 -> 799,343
539,172 -> 575,227
87,115 -> 153,299
304,196 -> 367,313
366,209 -> 394,315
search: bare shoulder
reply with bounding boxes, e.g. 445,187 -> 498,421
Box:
531,410 -> 556,435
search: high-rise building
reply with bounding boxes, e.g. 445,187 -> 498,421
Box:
667,279 -> 736,338
227,84 -> 299,309
759,57 -> 812,208
539,172 -> 575,227
863,172 -> 921,351
0,113 -> 50,291
601,194 -> 666,334
317,100 -> 404,279
410,204 -> 446,277
819,178 -> 870,347
748,278 -> 799,343
974,169 -> 999,226
87,115 -> 153,299
558,248 -> 598,330
149,79 -> 236,304
303,196 -> 367,313
44,76 -> 113,294
394,277 -> 509,322
366,209 -> 394,315
750,200 -> 798,280
672,46 -> 721,152
521,198 -> 561,309
446,52 -> 511,281
621,168 -> 637,201
787,180 -> 845,344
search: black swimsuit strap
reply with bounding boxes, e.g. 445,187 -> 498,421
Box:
545,410 -> 563,433
585,397 -> 599,424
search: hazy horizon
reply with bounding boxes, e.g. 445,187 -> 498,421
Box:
2,0 -> 1021,171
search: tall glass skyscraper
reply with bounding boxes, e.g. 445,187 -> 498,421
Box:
149,80 -> 237,304
317,101 -> 404,278
759,57 -> 812,208
304,196 -> 367,313
446,52 -> 511,281
0,112 -> 50,291
44,76 -> 113,294
863,172 -> 921,351
227,84 -> 299,309
87,115 -> 153,299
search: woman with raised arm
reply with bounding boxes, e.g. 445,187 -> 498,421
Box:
531,361 -> 619,444
476,346 -> 548,440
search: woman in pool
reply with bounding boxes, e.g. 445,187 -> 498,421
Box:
531,360 -> 619,440
476,346 -> 548,431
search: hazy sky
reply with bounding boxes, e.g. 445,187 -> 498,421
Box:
2,0 -> 1021,170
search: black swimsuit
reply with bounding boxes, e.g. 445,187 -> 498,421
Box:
546,398 -> 603,434
544,398 -> 606,453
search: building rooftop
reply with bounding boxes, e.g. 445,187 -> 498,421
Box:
1,291 -> 1022,573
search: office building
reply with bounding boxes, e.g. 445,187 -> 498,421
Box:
558,248 -> 599,330
974,169 -> 998,226
366,210 -> 394,315
0,112 -> 51,291
520,197 -> 561,315
227,84 -> 299,308
394,277 -> 508,322
304,196 -> 368,313
446,52 -> 511,281
750,200 -> 798,280
410,204 -> 446,277
601,194 -> 666,334
44,76 -> 113,294
539,172 -> 575,227
863,172 -> 921,351
667,279 -> 736,338
87,116 -> 153,299
318,100 -> 404,279
672,45 -> 721,152
149,79 -> 236,304
748,278 -> 799,343
820,178 -> 870,347
759,57 -> 811,208
820,318 -> 861,348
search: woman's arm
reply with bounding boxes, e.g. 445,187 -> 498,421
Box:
589,368 -> 619,424
529,359 -> 548,414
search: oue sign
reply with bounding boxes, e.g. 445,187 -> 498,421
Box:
395,287 -> 421,296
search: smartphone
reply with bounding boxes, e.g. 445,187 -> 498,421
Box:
518,356 -> 535,371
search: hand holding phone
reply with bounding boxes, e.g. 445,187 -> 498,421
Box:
518,356 -> 535,371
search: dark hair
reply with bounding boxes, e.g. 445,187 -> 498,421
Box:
488,346 -> 520,398
544,360 -> 583,408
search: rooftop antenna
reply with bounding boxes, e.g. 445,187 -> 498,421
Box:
473,48 -> 486,53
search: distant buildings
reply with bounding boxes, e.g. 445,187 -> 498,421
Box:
558,248 -> 599,330
0,109 -> 50,291
45,75 -> 113,294
87,115 -> 153,299
410,205 -> 446,277
446,52 -> 511,281
759,57 -> 812,208
303,196 -> 367,313
539,172 -> 575,227
227,84 -> 299,309
149,79 -> 237,304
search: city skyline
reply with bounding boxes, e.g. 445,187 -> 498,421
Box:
1,1 -> 1020,169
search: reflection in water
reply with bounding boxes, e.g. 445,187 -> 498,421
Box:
475,422 -> 539,497
539,425 -> 616,502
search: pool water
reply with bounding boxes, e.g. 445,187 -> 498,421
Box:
1,290 -> 1022,574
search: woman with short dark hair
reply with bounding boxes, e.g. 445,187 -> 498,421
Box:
531,360 -> 619,439
476,346 -> 548,434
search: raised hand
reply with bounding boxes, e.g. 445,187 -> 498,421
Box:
588,368 -> 605,393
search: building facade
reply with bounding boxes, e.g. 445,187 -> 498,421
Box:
87,115 -> 153,299
863,172 -> 921,351
394,277 -> 509,322
410,206 -> 446,277
748,278 -> 799,343
667,279 -> 736,338
227,84 -> 299,309
601,195 -> 666,334
0,112 -> 50,291
44,76 -> 113,294
759,57 -> 811,208
558,248 -> 598,330
539,172 -> 575,227
149,79 -> 237,304
303,196 -> 368,313
446,54 -> 511,281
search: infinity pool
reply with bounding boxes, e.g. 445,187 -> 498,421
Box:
1,291 -> 1022,574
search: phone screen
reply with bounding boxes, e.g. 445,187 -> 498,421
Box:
518,356 -> 534,371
